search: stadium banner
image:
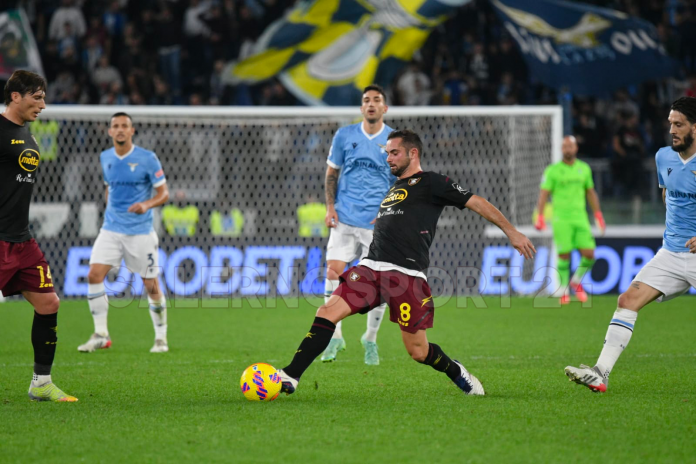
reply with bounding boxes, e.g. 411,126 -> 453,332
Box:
491,0 -> 677,95
223,0 -> 471,105
0,9 -> 44,80
53,238 -> 690,301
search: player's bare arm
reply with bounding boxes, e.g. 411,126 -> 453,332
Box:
534,189 -> 550,230
662,187 -> 666,205
128,183 -> 169,214
465,195 -> 536,259
325,165 -> 339,227
586,188 -> 606,235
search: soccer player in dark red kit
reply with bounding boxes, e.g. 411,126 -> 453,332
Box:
277,129 -> 536,396
0,70 -> 77,402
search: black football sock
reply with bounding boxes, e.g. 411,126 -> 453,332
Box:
32,311 -> 58,376
282,317 -> 336,379
419,343 -> 461,381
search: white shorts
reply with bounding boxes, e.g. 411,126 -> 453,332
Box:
326,222 -> 374,263
90,229 -> 160,279
634,248 -> 696,302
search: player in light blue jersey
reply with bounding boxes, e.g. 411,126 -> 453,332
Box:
565,97 -> 696,393
78,113 -> 170,354
322,84 -> 396,364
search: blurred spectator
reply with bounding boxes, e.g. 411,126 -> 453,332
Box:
82,35 -> 104,76
467,43 -> 490,89
612,112 -> 647,197
441,71 -> 468,105
396,63 -> 432,106
574,102 -> 608,158
48,71 -> 76,104
100,81 -> 129,105
103,1 -> 127,39
57,23 -> 79,58
156,6 -> 182,100
48,0 -> 86,41
93,56 -> 123,96
496,72 -> 520,105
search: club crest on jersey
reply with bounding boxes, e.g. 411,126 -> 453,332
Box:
18,149 -> 40,172
349,272 -> 360,281
408,177 -> 421,186
692,170 -> 696,180
381,188 -> 408,208
128,163 -> 139,172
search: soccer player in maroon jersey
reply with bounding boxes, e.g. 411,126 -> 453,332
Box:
0,70 -> 77,402
277,129 -> 536,396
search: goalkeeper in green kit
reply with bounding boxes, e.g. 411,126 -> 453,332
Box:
535,135 -> 606,304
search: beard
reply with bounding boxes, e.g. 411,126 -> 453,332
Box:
673,133 -> 694,152
391,159 -> 410,177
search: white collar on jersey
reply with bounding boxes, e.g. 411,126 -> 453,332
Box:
361,121 -> 386,140
677,150 -> 696,165
113,145 -> 135,160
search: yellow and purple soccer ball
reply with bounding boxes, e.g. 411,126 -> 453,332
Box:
240,363 -> 282,401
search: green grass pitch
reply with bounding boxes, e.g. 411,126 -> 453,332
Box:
1,295 -> 695,463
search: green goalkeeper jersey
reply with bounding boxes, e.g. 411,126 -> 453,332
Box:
540,160 -> 594,221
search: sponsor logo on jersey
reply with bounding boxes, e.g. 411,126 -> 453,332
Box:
18,149 -> 40,172
421,295 -> 433,307
11,139 -> 25,144
408,177 -> 421,186
155,169 -> 164,178
381,188 -> 408,207
349,272 -> 360,281
452,183 -> 469,195
377,208 -> 404,218
16,173 -> 35,183
128,163 -> 139,172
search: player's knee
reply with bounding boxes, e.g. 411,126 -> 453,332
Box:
87,268 -> 105,284
582,250 -> 595,260
407,344 -> 428,363
316,304 -> 336,322
44,294 -> 60,314
326,267 -> 341,281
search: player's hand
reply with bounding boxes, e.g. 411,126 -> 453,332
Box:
686,237 -> 696,253
325,207 -> 339,228
128,202 -> 149,214
508,230 -> 536,260
534,213 -> 546,231
594,211 -> 606,236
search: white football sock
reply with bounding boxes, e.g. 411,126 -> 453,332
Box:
325,279 -> 342,339
148,295 -> 167,340
595,307 -> 638,379
88,282 -> 109,336
364,303 -> 386,343
31,373 -> 51,387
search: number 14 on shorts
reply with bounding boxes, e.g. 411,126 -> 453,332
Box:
37,265 -> 53,288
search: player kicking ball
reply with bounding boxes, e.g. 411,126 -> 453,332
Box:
566,97 -> 696,393
277,130 -> 536,396
1,70 -> 76,401
77,113 -> 170,353
534,135 -> 605,304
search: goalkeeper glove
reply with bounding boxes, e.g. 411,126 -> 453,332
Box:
534,214 -> 546,231
594,211 -> 606,235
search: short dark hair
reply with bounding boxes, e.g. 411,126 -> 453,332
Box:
387,129 -> 423,158
110,112 -> 133,125
671,97 -> 696,124
363,84 -> 386,104
3,70 -> 46,106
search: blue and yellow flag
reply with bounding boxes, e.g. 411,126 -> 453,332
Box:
491,0 -> 678,95
224,0 -> 471,105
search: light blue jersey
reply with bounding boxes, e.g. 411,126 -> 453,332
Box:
326,122 -> 395,229
656,146 -> 696,252
101,145 -> 166,235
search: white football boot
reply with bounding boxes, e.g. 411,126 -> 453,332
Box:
564,364 -> 607,393
77,333 -> 112,352
452,360 -> 485,396
150,339 -> 169,353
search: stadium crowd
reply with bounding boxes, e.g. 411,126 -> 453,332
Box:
8,0 -> 696,198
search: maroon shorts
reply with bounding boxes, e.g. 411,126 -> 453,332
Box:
0,239 -> 55,297
335,265 -> 434,334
